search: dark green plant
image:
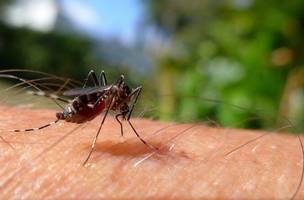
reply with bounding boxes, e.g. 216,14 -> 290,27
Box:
143,0 -> 304,132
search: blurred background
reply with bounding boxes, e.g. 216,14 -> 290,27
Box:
0,0 -> 303,132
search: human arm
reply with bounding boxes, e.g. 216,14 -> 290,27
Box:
0,106 -> 303,199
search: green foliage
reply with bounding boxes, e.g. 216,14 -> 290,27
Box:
143,0 -> 304,132
0,22 -> 98,81
0,0 -> 303,133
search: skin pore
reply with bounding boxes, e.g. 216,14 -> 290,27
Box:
0,106 -> 303,199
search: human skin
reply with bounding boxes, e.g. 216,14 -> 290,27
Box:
0,106 -> 303,199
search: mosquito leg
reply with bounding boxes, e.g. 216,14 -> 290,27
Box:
83,70 -> 99,88
127,119 -> 157,149
127,86 -> 142,120
0,74 -> 45,96
83,95 -> 114,166
10,119 -> 60,133
55,78 -> 71,94
125,86 -> 156,149
115,113 -> 124,137
99,70 -> 107,86
27,91 -> 70,104
0,69 -> 82,88
0,74 -> 65,109
92,85 -> 114,107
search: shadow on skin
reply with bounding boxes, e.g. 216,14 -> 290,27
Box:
82,139 -> 192,164
86,140 -> 162,156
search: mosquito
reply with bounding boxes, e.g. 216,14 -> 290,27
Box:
9,70 -> 155,165
2,69 -> 304,199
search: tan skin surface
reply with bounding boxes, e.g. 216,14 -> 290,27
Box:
0,106 -> 303,199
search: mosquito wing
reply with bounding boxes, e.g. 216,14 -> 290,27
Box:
63,85 -> 111,96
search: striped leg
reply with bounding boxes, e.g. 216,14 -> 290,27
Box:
83,94 -> 115,165
83,70 -> 99,88
99,70 -> 107,86
115,113 -> 124,136
125,86 -> 157,149
10,119 -> 60,133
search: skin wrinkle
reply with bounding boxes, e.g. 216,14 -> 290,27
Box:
0,106 -> 304,199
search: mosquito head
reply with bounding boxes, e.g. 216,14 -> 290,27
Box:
118,83 -> 132,118
117,81 -> 131,99
114,74 -> 131,98
110,75 -> 132,113
116,74 -> 125,86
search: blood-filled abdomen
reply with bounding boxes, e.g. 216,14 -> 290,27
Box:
66,100 -> 106,123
